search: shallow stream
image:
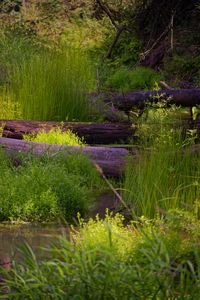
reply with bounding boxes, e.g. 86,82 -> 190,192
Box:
0,223 -> 68,265
0,191 -> 116,266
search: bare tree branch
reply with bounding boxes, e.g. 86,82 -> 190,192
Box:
96,0 -> 119,29
106,24 -> 126,59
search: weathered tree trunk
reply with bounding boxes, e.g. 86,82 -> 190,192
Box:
91,89 -> 200,112
0,137 -> 130,178
0,120 -> 136,145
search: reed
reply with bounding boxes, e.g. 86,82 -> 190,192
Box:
1,211 -> 200,299
11,47 -> 96,121
123,124 -> 200,219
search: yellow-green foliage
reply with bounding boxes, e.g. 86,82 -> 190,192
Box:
24,128 -> 85,146
11,47 -> 96,121
0,90 -> 22,119
0,149 -> 102,222
106,66 -> 161,91
62,17 -> 112,56
75,212 -> 137,259
2,211 -> 200,299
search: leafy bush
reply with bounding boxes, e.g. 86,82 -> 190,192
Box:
106,66 -> 161,91
2,211 -> 200,299
24,128 -> 85,146
0,150 -> 102,222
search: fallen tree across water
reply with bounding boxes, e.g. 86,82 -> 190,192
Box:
91,89 -> 200,112
0,120 -> 136,145
0,137 -> 131,178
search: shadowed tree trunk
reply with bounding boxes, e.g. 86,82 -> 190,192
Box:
91,89 -> 200,112
0,120 -> 137,145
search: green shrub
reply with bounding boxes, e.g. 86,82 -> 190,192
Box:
2,211 -> 200,299
106,66 -> 161,91
0,150 -> 102,222
24,128 -> 85,146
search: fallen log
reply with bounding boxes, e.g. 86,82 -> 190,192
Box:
0,120 -> 136,145
91,89 -> 200,112
0,137 -> 130,178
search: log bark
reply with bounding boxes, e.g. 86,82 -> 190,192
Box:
91,89 -> 200,112
0,137 -> 130,178
0,120 -> 136,145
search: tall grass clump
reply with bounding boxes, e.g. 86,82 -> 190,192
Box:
0,88 -> 22,119
11,47 -> 96,121
0,149 -> 102,222
0,31 -> 38,86
123,145 -> 200,218
122,102 -> 200,218
2,211 -> 200,299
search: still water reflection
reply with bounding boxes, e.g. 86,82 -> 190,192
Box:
0,223 -> 68,264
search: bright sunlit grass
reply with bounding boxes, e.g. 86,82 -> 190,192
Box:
24,128 -> 85,146
11,47 -> 96,121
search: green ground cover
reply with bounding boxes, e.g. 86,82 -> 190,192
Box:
0,149 -> 102,223
1,211 -> 200,299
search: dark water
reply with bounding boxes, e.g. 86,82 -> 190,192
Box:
0,223 -> 69,265
0,192 -> 114,266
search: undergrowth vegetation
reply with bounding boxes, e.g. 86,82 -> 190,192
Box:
0,150 -> 102,223
1,1 -> 200,299
123,144 -> 200,218
24,128 -> 85,146
106,66 -> 161,91
2,211 -> 200,299
11,47 -> 96,121
0,89 -> 21,119
123,103 -> 200,219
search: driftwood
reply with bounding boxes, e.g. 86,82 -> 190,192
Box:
0,137 -> 130,178
92,89 -> 200,112
0,120 -> 136,145
159,81 -> 173,90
